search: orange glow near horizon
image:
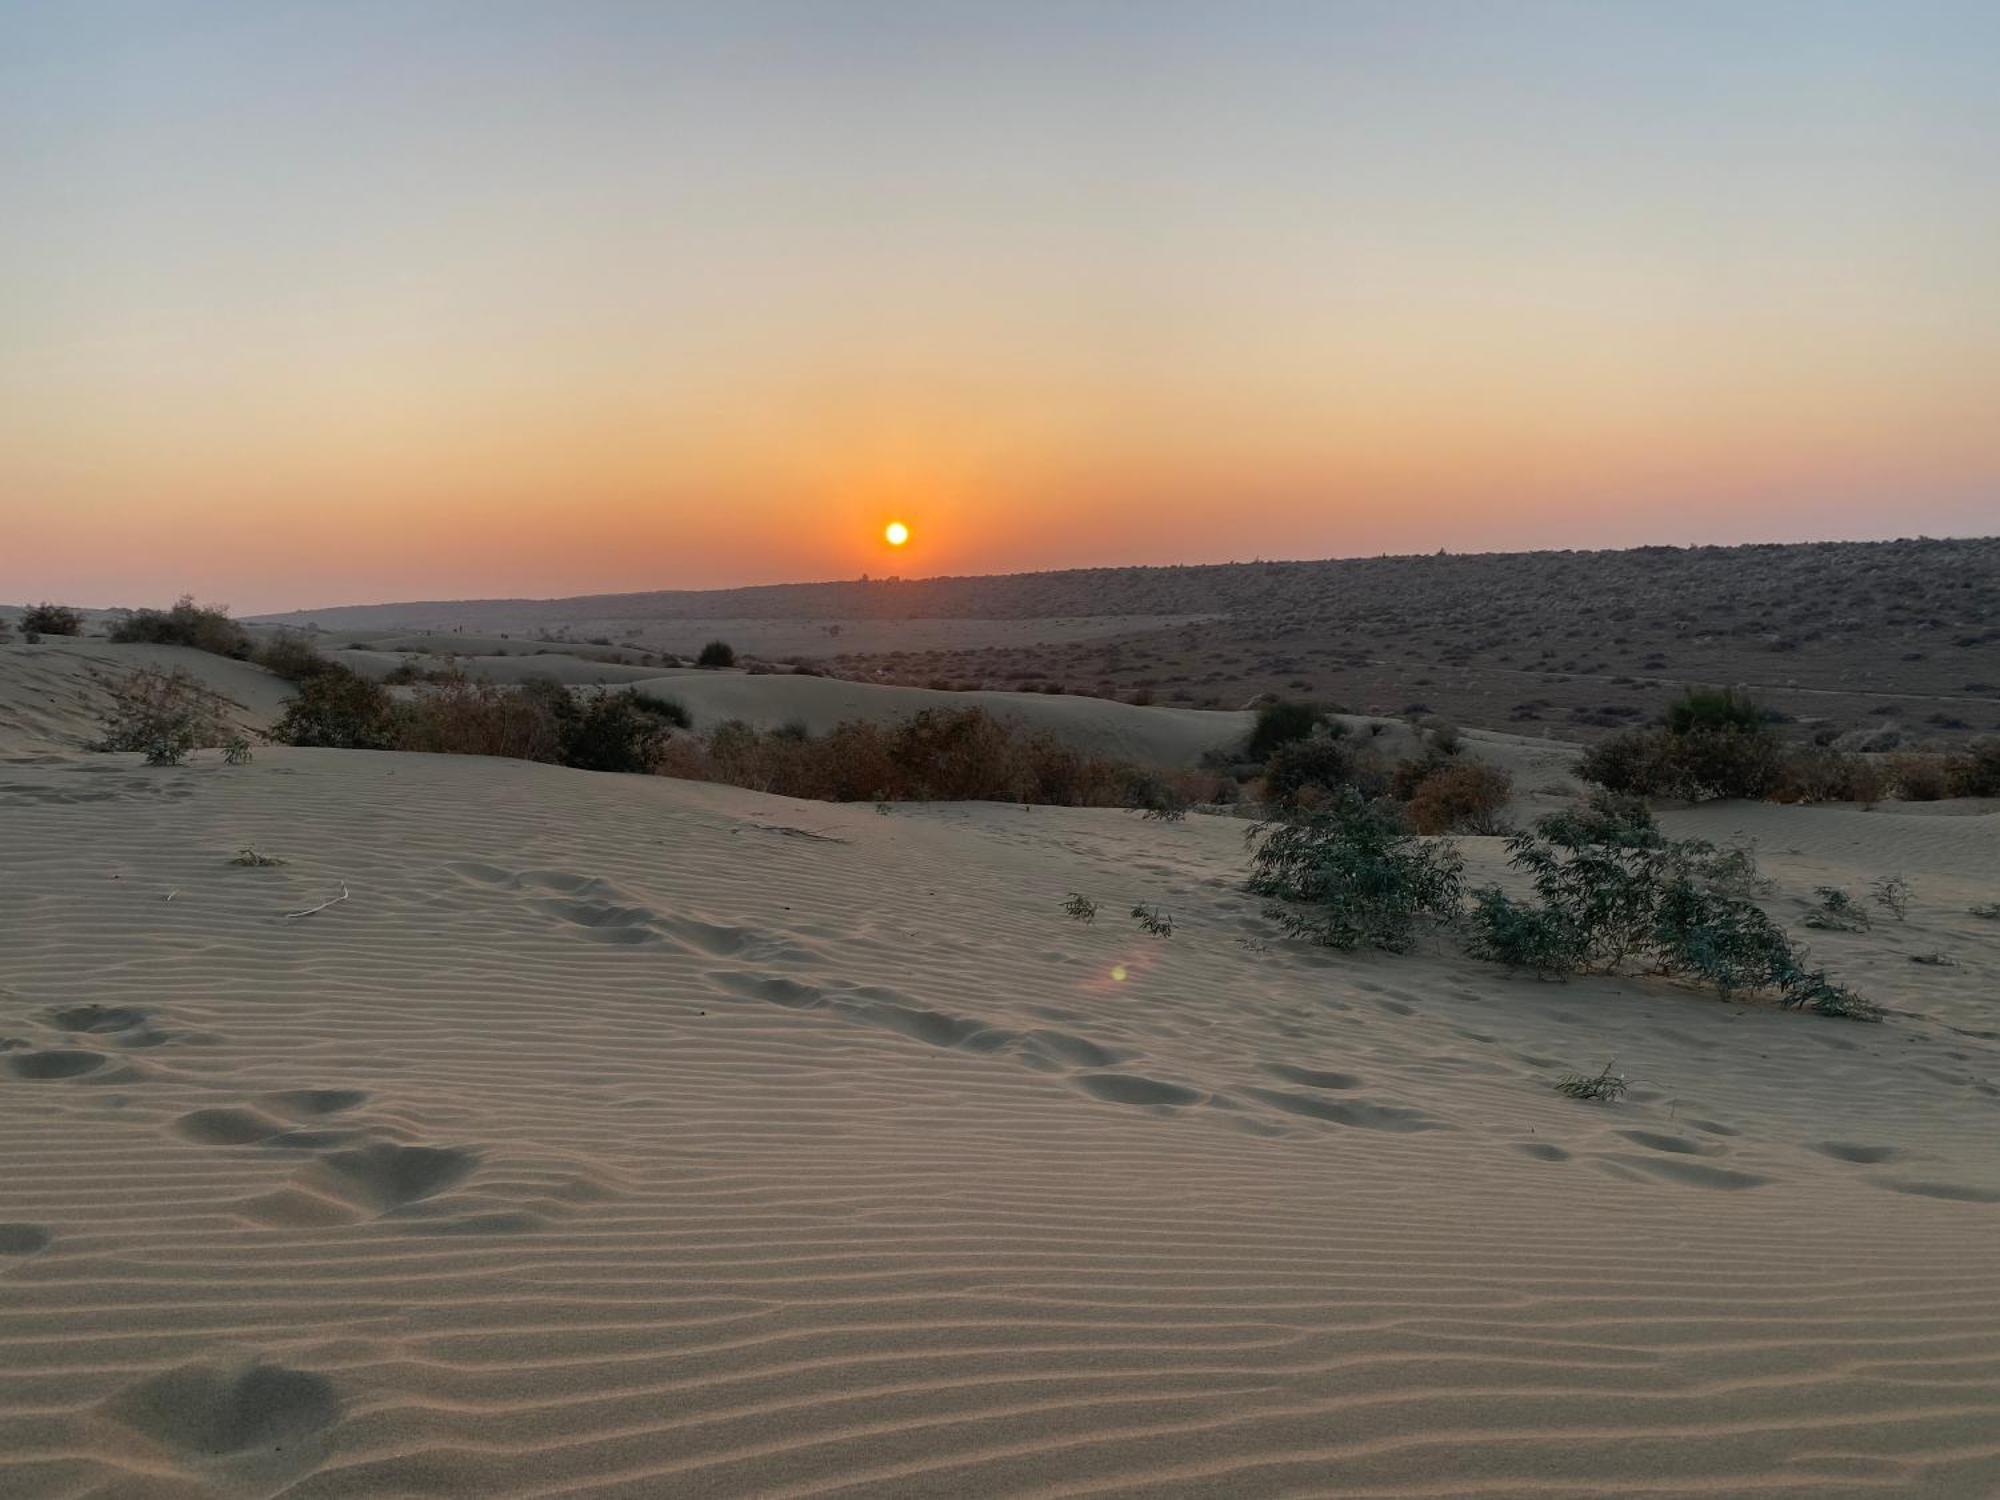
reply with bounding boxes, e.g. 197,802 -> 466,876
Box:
2,6 -> 1996,612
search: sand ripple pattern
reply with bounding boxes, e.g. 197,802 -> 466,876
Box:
2,751 -> 1998,1497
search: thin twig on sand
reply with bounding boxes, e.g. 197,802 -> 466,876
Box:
282,882 -> 350,920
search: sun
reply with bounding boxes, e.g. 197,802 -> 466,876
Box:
883,521 -> 910,547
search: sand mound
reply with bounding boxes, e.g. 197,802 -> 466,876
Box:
1,746 -> 1995,1497
0,639 -> 292,757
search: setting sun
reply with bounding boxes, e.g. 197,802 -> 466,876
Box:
884,521 -> 911,547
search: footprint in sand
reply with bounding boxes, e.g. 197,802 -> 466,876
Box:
277,1142 -> 482,1221
262,1087 -> 369,1118
1073,1072 -> 1204,1108
174,1107 -> 294,1146
1245,1087 -> 1449,1132
1617,1129 -> 1715,1156
44,1002 -> 171,1048
103,1358 -> 339,1474
1263,1062 -> 1364,1091
6,1047 -> 110,1080
1811,1141 -> 1906,1165
1876,1179 -> 2000,1204
0,1224 -> 52,1256
1616,1156 -> 1772,1190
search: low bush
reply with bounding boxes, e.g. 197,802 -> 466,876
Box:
1062,893 -> 1099,923
1868,874 -> 1912,920
267,667 -> 397,749
1246,790 -> 1464,952
21,602 -> 83,636
1666,685 -> 1767,735
108,596 -> 251,658
1884,753 -> 1951,801
1578,686 -> 1784,802
696,639 -> 736,668
1554,1062 -> 1628,1103
1261,732 -> 1361,807
1405,761 -> 1512,834
93,666 -> 231,765
1948,739 -> 2000,797
554,688 -> 689,772
391,673 -> 567,761
656,704 -> 1215,811
1245,699 -> 1325,761
253,631 -> 342,683
1580,723 -> 1782,801
1772,746 -> 1887,804
1465,803 -> 1877,1018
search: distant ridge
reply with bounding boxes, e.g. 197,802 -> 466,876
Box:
253,535 -> 1997,630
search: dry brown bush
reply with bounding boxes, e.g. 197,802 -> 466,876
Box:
391,673 -> 567,762
1406,761 -> 1513,834
653,706 -> 1219,809
1771,747 -> 1888,804
1885,753 -> 1952,801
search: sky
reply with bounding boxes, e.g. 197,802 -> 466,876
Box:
2,1 -> 1995,612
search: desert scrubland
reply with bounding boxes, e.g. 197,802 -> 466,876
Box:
3,548 -> 1998,1498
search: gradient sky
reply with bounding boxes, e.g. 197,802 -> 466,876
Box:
3,1 -> 1995,612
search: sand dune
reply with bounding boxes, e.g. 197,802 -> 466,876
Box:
2,741 -> 1996,1498
0,640 -> 291,759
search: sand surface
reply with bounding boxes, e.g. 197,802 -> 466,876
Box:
3,741 -> 1998,1498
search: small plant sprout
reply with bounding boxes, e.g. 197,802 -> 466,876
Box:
1062,892 -> 1100,924
1131,904 -> 1174,938
1554,1061 -> 1628,1103
1869,874 -> 1913,921
1969,903 -> 1999,920
222,736 -> 254,765
1802,886 -> 1869,931
230,847 -> 284,867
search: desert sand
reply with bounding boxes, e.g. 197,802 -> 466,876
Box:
3,633 -> 1998,1497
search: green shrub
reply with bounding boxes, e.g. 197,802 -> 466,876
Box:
1578,723 -> 1781,801
1465,888 -> 1583,977
1262,732 -> 1359,807
1554,1062 -> 1628,1102
1576,728 -> 1674,797
1245,699 -> 1326,761
1671,724 -> 1784,800
696,639 -> 736,668
1666,686 -> 1767,735
1536,791 -> 1662,849
557,688 -> 687,772
1118,765 -> 1191,821
108,595 -> 251,658
268,667 -> 397,749
93,666 -> 230,765
1802,886 -> 1869,931
253,631 -> 340,683
1246,790 -> 1463,952
21,602 -> 83,636
1465,803 -> 1876,1018
1650,873 -> 1798,999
